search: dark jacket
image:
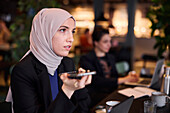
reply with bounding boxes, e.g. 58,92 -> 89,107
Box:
11,52 -> 90,113
79,50 -> 119,94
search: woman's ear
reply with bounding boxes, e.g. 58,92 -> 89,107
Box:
94,41 -> 98,47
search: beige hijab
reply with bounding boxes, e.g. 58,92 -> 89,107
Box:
29,8 -> 75,75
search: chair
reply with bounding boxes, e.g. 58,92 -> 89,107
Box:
115,61 -> 129,76
0,101 -> 12,113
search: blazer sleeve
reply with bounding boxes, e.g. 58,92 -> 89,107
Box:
72,88 -> 91,113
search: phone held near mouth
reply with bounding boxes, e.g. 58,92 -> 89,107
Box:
59,71 -> 96,79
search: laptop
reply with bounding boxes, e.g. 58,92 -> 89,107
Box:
110,96 -> 134,113
124,59 -> 164,87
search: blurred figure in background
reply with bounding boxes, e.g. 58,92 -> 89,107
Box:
79,27 -> 139,108
80,28 -> 93,54
0,19 -> 11,86
0,19 -> 11,52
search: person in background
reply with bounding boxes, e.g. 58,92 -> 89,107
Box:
0,19 -> 11,53
80,28 -> 93,53
6,8 -> 92,113
79,27 -> 139,108
0,19 -> 11,85
0,19 -> 11,47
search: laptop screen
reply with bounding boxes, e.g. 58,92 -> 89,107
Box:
110,96 -> 134,113
124,59 -> 164,88
150,59 -> 164,88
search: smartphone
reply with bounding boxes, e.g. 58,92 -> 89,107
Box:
59,71 -> 96,79
68,71 -> 96,79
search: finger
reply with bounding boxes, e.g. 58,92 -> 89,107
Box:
131,71 -> 136,74
74,81 -> 79,88
60,73 -> 68,82
78,76 -> 88,88
85,75 -> 92,85
60,73 -> 67,80
78,67 -> 86,73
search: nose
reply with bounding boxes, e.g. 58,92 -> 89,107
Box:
66,31 -> 74,43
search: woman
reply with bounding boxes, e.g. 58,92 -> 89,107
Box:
6,8 -> 92,113
79,27 -> 138,107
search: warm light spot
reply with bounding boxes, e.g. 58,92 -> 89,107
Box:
153,29 -> 160,36
141,27 -> 146,33
134,9 -> 152,38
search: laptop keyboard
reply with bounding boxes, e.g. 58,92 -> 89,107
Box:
139,79 -> 151,84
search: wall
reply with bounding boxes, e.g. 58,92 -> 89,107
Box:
134,38 -> 157,60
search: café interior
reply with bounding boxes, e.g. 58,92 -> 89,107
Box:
0,0 -> 170,113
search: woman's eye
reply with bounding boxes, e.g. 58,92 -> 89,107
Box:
72,30 -> 75,34
103,41 -> 108,43
59,29 -> 66,32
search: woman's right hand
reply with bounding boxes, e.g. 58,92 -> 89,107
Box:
118,71 -> 139,84
60,68 -> 92,99
125,71 -> 139,82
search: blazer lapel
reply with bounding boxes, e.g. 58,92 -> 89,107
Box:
57,62 -> 64,91
33,57 -> 52,109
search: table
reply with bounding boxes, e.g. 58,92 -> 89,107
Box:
91,89 -> 170,113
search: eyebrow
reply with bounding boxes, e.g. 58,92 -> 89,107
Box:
59,26 -> 76,30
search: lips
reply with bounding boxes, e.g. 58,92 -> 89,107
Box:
64,45 -> 72,51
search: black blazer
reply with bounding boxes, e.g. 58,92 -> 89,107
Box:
11,52 -> 90,113
79,50 -> 119,93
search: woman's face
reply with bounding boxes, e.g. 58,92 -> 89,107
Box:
52,18 -> 75,57
95,34 -> 111,53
